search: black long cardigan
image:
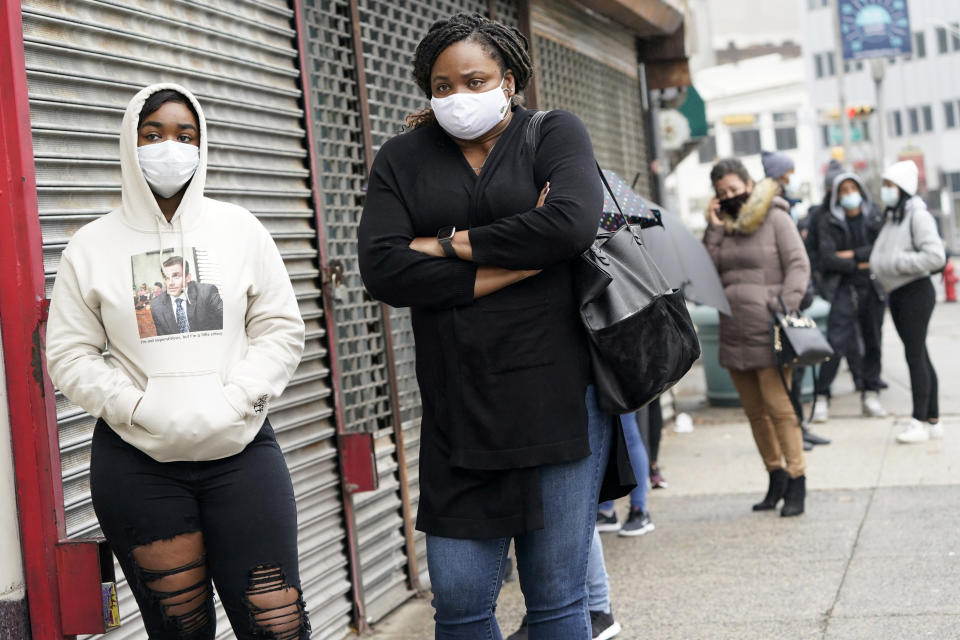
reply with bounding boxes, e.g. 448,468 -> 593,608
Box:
358,106 -> 606,539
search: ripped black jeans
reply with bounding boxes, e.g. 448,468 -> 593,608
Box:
90,418 -> 309,639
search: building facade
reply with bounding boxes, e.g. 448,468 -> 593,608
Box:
804,0 -> 960,238
667,53 -> 819,230
0,1 -> 684,638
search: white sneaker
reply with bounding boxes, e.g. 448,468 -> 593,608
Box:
928,422 -> 944,440
862,392 -> 888,418
896,419 -> 930,444
811,396 -> 829,423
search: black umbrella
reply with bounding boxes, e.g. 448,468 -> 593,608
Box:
600,169 -> 732,316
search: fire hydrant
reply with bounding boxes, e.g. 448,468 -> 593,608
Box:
945,259 -> 958,303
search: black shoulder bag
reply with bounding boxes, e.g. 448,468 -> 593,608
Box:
526,111 -> 701,413
771,295 -> 834,425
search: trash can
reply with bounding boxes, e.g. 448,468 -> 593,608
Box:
689,298 -> 830,407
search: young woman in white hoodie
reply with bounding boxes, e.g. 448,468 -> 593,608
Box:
46,84 -> 309,639
870,160 -> 946,444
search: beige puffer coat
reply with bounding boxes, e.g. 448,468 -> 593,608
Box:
703,178 -> 811,371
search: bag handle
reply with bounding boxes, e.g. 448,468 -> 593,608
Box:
777,294 -> 789,318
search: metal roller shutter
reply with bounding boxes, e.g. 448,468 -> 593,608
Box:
530,0 -> 652,197
21,0 -> 352,638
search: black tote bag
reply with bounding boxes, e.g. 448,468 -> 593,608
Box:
525,111 -> 701,413
573,183 -> 702,413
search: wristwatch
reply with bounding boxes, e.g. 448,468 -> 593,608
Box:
437,226 -> 457,258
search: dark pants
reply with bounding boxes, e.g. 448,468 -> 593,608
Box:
90,419 -> 308,640
637,397 -> 663,470
889,277 -> 939,422
817,285 -> 884,396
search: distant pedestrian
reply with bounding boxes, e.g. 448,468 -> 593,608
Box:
802,159 -> 845,290
812,172 -> 887,422
870,160 -> 946,443
597,412 -> 655,537
761,150 -> 802,220
645,398 -> 668,489
763,151 -> 825,447
704,158 -> 811,517
803,160 -> 869,397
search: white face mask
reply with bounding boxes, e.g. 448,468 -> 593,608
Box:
137,140 -> 200,198
881,185 -> 901,208
840,191 -> 863,211
430,78 -> 510,140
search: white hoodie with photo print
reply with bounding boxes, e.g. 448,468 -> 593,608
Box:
46,83 -> 305,462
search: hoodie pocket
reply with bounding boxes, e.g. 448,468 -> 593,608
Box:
133,371 -> 250,460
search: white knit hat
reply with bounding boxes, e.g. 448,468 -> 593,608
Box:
882,160 -> 919,196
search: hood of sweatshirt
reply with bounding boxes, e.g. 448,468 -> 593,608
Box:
45,84 -> 305,464
119,83 -> 209,232
829,172 -> 874,224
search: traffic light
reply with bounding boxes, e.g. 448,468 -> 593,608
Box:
847,105 -> 873,118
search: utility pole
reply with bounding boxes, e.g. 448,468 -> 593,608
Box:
870,58 -> 886,170
832,0 -> 850,154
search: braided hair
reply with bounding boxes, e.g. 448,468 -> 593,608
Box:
407,13 -> 533,129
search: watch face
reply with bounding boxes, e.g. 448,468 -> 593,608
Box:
438,226 -> 456,241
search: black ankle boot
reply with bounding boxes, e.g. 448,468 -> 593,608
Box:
753,469 -> 789,511
781,475 -> 806,517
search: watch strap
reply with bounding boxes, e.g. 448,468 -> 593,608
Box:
438,227 -> 457,258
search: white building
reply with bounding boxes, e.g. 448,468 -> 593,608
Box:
804,0 -> 960,236
667,54 -> 819,231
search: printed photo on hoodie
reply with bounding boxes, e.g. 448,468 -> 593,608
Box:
131,247 -> 224,340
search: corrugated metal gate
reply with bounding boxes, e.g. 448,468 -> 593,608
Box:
531,0 -> 652,198
306,0 -> 522,621
21,0 -> 352,638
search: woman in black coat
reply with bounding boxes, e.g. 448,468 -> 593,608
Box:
357,13 -> 615,639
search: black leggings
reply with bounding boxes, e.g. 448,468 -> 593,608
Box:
90,419 -> 309,639
638,397 -> 662,471
888,277 -> 939,422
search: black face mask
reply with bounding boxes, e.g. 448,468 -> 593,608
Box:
719,192 -> 750,217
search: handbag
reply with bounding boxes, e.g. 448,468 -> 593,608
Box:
771,295 -> 834,426
526,111 -> 701,413
771,296 -> 833,368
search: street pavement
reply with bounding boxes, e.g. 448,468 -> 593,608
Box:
372,302 -> 960,639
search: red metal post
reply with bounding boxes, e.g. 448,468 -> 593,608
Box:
0,3 -> 69,638
293,0 -> 371,631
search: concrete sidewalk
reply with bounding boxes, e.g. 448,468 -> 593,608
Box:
371,304 -> 960,639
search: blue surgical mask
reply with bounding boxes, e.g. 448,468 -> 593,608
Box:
839,192 -> 862,211
881,186 -> 901,208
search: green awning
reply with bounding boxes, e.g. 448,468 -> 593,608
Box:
678,86 -> 707,138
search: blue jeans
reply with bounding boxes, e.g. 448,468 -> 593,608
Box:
585,527 -> 610,614
599,411 -> 648,513
427,386 -> 614,639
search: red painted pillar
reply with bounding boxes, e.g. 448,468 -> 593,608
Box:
0,3 -> 69,639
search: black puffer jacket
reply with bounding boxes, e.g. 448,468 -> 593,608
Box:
815,172 -> 885,303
